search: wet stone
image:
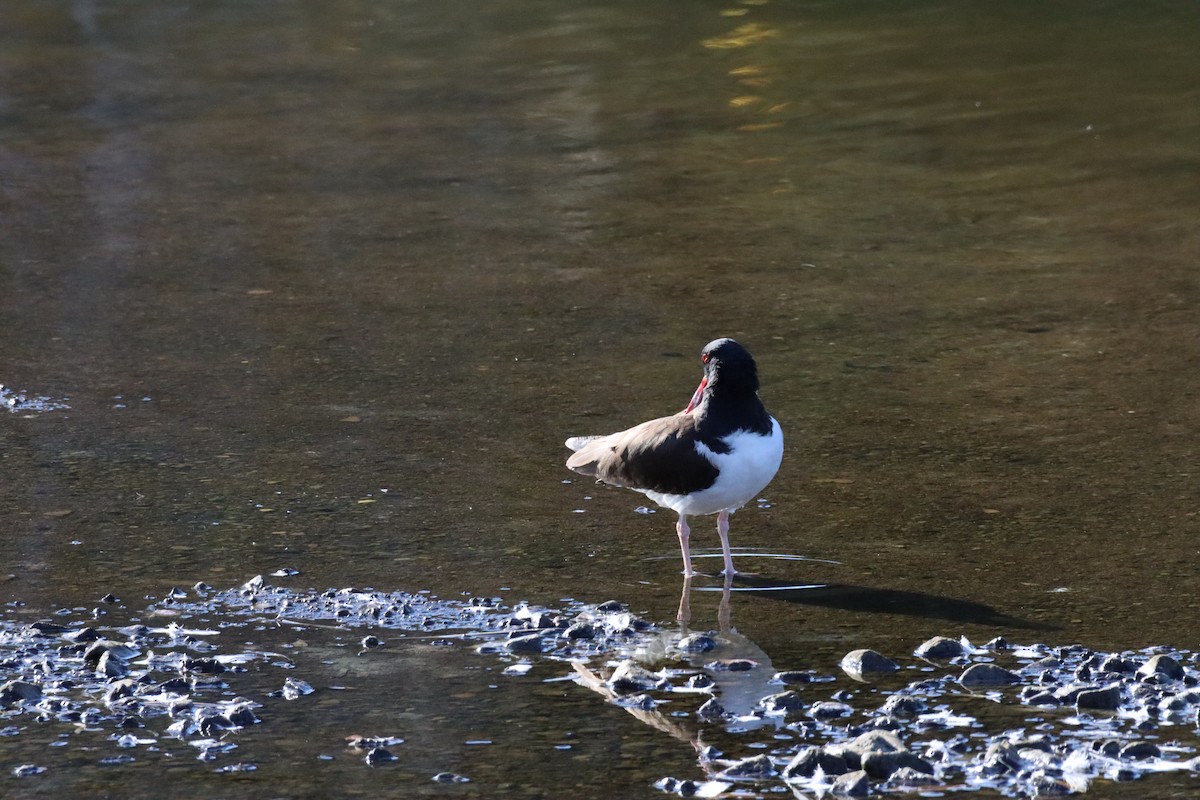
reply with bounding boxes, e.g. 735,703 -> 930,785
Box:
716,754 -> 776,780
365,746 -> 398,765
63,627 -> 101,643
504,634 -> 544,654
877,693 -> 924,717
759,691 -> 805,714
1137,654 -> 1185,682
772,669 -> 833,685
958,663 -> 1018,687
12,764 -> 46,777
783,746 -> 850,779
677,634 -> 717,653
915,636 -> 966,660
608,660 -> 661,693
886,765 -> 939,787
840,649 -> 899,679
1119,741 -> 1161,761
96,650 -> 130,678
0,680 -> 43,704
696,697 -> 727,721
432,772 -> 469,783
279,678 -> 314,700
705,658 -> 757,672
808,700 -> 854,720
563,622 -> 595,640
830,769 -> 871,797
1075,684 -> 1122,711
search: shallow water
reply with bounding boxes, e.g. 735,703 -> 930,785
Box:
2,0 -> 1199,796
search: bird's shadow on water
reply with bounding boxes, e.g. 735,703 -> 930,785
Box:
693,573 -> 1058,632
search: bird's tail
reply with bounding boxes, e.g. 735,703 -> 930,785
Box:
564,435 -> 601,452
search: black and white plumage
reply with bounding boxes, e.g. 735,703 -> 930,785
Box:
565,338 -> 783,577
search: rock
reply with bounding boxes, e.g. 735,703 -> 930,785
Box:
563,622 -> 595,640
280,678 -> 314,700
772,670 -> 833,685
360,635 -> 384,649
595,600 -> 624,612
716,754 -> 776,780
1024,691 -> 1060,707
758,691 -> 805,714
1098,655 -> 1136,674
505,634 -> 544,654
1029,773 -> 1071,796
783,746 -> 850,778
63,627 -> 101,644
958,663 -> 1019,687
840,649 -> 899,680
607,660 -> 660,693
365,746 -> 398,765
862,750 -> 934,780
1119,741 -> 1160,760
226,704 -> 260,726
886,766 -> 939,787
103,679 -> 136,705
1075,685 -> 1122,711
432,772 -> 469,783
980,742 -> 1024,775
83,640 -> 138,666
915,636 -> 966,660
830,769 -> 871,797
704,658 -> 757,672
1137,654 -> 1184,682
96,650 -> 130,678
677,634 -> 717,653
181,657 -> 226,674
12,764 -> 46,777
696,697 -> 727,721
841,730 -> 904,758
0,681 -> 44,704
808,700 -> 854,720
878,694 -> 923,717
615,693 -> 656,711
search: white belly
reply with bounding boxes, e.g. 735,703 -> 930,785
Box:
644,418 -> 783,517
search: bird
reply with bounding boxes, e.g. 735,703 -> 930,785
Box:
564,338 -> 783,577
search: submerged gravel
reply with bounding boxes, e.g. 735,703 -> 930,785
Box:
3,578 -> 1200,796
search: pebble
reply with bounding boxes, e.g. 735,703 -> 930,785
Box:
915,636 -> 967,660
757,691 -> 805,714
432,771 -> 470,783
1075,684 -> 1122,711
1138,654 -> 1184,682
677,634 -> 717,653
716,754 -> 776,780
830,769 -> 871,797
6,578 -> 1200,800
839,649 -> 899,680
958,663 -> 1019,687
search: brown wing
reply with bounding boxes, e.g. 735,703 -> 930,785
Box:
565,414 -> 718,496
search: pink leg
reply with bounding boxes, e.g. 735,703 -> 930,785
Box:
716,510 -> 736,576
677,515 -> 695,576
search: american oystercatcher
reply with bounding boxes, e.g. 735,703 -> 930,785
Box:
564,338 -> 783,577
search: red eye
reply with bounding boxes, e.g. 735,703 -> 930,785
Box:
701,353 -> 710,363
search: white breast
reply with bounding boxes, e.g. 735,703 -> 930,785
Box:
645,418 -> 783,517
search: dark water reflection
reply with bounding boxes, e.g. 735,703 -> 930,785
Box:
2,0 -> 1199,796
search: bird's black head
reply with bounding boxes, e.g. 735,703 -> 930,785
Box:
684,338 -> 760,412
